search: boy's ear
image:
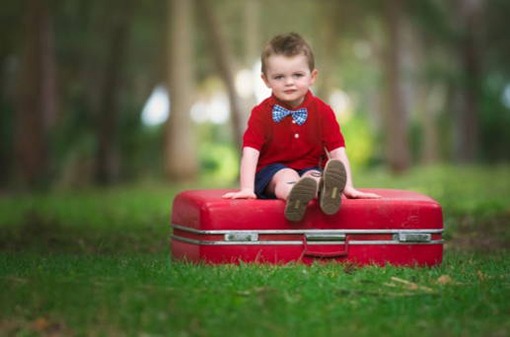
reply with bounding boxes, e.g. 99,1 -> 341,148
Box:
310,69 -> 319,84
261,73 -> 271,88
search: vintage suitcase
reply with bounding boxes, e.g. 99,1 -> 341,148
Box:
170,189 -> 443,266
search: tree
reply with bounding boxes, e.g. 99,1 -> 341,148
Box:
243,0 -> 260,67
13,0 -> 57,187
0,2 -> 22,189
381,0 -> 411,172
94,0 -> 133,185
196,0 -> 244,150
406,0 -> 452,164
164,0 -> 198,181
315,1 -> 341,101
452,0 -> 483,163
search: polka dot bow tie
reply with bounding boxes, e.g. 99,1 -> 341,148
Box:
272,104 -> 308,125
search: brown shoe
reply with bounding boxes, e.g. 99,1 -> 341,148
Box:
319,160 -> 347,215
284,177 -> 317,222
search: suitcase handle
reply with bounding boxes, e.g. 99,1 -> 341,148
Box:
303,233 -> 349,258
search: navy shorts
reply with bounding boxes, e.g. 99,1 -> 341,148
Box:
254,164 -> 321,199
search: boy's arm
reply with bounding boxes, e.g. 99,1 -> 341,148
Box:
222,147 -> 260,199
328,147 -> 380,199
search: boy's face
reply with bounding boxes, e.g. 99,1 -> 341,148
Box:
262,54 -> 318,108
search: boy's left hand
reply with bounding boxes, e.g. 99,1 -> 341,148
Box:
343,186 -> 381,199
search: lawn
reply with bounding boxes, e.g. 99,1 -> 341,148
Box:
1,165 -> 509,337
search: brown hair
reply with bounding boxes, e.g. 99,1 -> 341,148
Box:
261,33 -> 315,74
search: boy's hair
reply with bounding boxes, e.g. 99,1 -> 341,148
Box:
261,33 -> 315,74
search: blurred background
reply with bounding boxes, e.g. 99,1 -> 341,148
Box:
1,0 -> 509,191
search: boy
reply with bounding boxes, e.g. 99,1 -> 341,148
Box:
223,33 -> 379,221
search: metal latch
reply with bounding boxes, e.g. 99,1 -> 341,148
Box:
303,232 -> 348,258
305,233 -> 346,242
395,232 -> 432,242
224,232 -> 259,242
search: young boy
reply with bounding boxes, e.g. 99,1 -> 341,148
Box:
223,33 -> 379,221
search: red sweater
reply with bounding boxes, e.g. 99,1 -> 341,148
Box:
243,91 -> 345,172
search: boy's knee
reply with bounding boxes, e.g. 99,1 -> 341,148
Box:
269,169 -> 299,193
275,168 -> 300,182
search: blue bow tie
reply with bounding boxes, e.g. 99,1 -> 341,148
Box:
272,105 -> 308,125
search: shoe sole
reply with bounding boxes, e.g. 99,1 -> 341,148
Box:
284,177 -> 317,222
319,160 -> 346,215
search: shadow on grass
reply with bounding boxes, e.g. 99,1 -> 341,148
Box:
2,207 -> 510,256
0,209 -> 170,255
446,213 -> 510,253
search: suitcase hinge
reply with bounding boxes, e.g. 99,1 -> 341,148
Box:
395,232 -> 432,243
224,232 -> 259,242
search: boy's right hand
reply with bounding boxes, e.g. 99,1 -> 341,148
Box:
222,189 -> 257,199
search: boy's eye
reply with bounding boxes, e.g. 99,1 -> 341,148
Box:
274,75 -> 284,80
293,73 -> 304,78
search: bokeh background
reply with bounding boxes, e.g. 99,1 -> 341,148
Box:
1,0 -> 510,190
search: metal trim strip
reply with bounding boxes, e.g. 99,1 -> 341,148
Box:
171,234 -> 444,246
171,223 -> 443,235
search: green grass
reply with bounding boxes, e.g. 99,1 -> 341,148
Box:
1,165 -> 509,336
2,253 -> 509,337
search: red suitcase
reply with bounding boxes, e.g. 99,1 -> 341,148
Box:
170,189 -> 443,266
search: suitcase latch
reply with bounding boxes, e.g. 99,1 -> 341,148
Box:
224,232 -> 259,242
395,232 -> 432,242
303,233 -> 348,258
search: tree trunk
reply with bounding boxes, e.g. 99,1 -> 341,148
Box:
316,1 -> 342,101
196,0 -> 244,151
413,29 -> 441,164
241,0 -> 259,124
421,83 -> 443,164
244,0 -> 260,67
453,0 -> 483,163
13,0 -> 57,188
164,0 -> 198,181
0,58 -> 14,189
382,0 -> 411,173
94,1 -> 132,185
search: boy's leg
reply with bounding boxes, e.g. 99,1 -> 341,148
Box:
266,168 -> 317,222
265,168 -> 300,200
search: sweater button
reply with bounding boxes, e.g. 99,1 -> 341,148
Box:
294,133 -> 299,139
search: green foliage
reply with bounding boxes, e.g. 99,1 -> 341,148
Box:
480,75 -> 510,162
355,165 -> 510,216
4,0 -> 510,189
341,116 -> 377,171
200,142 -> 239,184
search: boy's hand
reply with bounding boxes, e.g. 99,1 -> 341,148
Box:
343,186 -> 381,199
222,189 -> 257,199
